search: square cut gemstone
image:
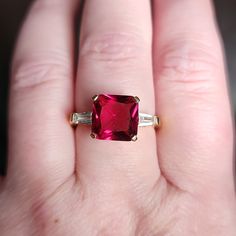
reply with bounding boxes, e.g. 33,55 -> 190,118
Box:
92,94 -> 139,141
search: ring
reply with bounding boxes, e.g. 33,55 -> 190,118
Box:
70,94 -> 160,142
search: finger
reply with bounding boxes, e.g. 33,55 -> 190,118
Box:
153,0 -> 234,192
8,0 -> 80,191
76,0 -> 159,189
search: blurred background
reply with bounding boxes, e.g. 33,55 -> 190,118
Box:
0,0 -> 235,175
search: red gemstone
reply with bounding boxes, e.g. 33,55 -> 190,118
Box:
92,94 -> 139,141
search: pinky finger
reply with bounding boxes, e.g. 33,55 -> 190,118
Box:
7,0 -> 80,192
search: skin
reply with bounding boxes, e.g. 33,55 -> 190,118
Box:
0,0 -> 235,235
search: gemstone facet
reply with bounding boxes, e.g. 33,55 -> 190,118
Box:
92,94 -> 139,141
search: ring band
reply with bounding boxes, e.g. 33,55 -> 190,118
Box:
70,94 -> 160,142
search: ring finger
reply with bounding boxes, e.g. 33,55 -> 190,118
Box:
75,0 -> 159,193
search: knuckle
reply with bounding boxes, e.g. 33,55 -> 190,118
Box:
157,39 -> 222,95
80,32 -> 148,68
11,53 -> 71,91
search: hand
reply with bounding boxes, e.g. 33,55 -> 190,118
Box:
0,0 -> 235,235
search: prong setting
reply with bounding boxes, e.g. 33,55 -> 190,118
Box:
131,135 -> 138,142
134,96 -> 140,103
90,133 -> 97,139
92,95 -> 99,101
